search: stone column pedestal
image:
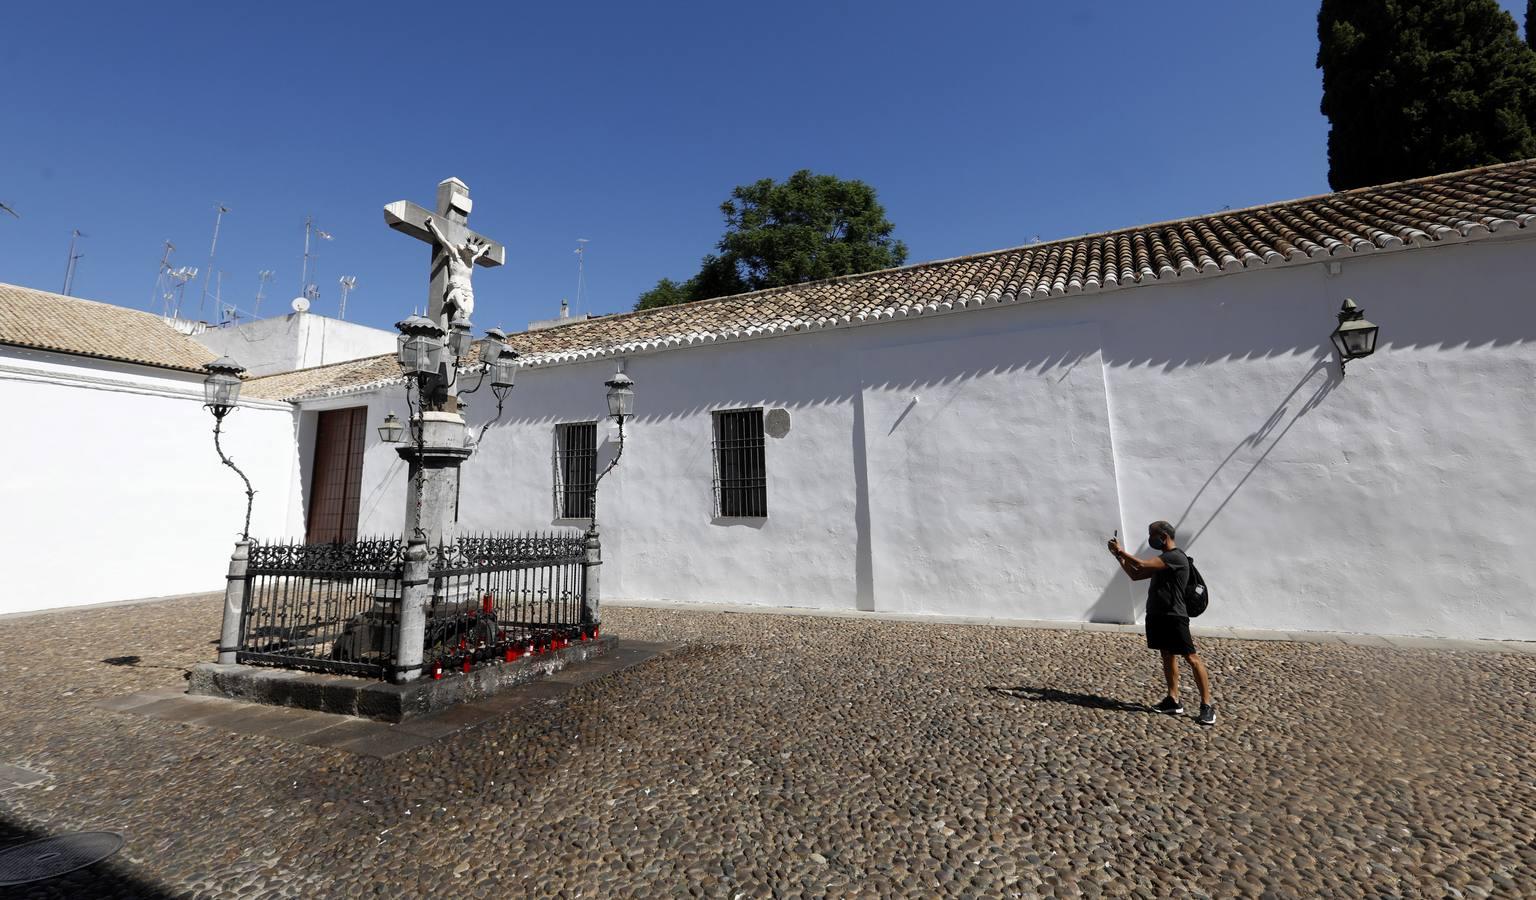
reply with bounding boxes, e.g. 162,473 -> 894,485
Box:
582,525 -> 602,626
216,540 -> 252,665
398,411 -> 474,548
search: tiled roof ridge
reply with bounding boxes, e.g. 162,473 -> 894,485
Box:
225,157 -> 1536,401
519,157 -> 1536,338
0,282 -> 218,373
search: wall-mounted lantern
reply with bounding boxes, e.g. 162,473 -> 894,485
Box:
1331,298 -> 1380,377
591,370 -> 636,529
605,372 -> 635,425
378,411 -> 405,444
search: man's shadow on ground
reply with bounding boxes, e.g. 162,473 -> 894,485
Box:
987,686 -> 1154,714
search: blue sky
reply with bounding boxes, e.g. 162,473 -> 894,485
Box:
2,1 -> 1530,333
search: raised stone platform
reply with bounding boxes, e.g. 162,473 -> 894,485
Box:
189,636 -> 616,722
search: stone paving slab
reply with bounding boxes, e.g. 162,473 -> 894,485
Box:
4,593 -> 1534,898
91,639 -> 675,762
0,764 -> 48,792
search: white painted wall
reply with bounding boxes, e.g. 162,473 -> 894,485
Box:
0,348 -> 305,613
309,232 -> 1536,641
193,312 -> 396,376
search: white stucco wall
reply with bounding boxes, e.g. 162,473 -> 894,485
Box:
0,348 -> 304,613
193,312 -> 396,376
311,231 -> 1536,641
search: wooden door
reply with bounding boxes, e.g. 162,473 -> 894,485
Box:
307,407 -> 367,544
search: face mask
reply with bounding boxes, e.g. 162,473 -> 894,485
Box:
1150,535 -> 1167,550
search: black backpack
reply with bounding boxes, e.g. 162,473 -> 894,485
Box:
1184,557 -> 1209,617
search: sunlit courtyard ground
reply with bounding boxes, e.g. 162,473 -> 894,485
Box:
1,595 -> 1532,898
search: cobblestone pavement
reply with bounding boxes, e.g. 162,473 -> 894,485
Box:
0,596 -> 1532,899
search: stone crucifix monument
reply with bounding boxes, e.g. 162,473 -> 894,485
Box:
384,178 -> 506,546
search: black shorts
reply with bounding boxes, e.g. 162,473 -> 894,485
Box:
1146,615 -> 1196,654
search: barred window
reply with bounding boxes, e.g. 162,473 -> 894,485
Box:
555,422 -> 597,519
713,408 -> 767,518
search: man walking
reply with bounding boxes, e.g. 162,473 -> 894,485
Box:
1109,521 -> 1215,725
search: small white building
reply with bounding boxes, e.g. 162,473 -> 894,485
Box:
191,303 -> 399,376
5,160 -> 1536,641
0,287 -> 302,609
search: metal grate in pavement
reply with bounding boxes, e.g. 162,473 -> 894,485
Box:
0,831 -> 124,886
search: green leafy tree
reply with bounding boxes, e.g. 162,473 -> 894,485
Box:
1318,0 -> 1536,190
635,170 -> 906,310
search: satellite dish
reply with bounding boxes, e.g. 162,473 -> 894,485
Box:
291,297 -> 310,313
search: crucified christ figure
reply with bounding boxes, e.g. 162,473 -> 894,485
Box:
424,216 -> 493,325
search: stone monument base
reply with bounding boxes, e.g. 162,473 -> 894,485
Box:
188,636 -> 615,723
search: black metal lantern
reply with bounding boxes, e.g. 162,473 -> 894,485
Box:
395,314 -> 445,376
605,372 -> 635,423
491,348 -> 519,390
201,356 -> 256,540
478,327 -> 508,368
448,319 -> 475,360
202,357 -> 246,418
378,411 -> 405,444
1330,299 -> 1380,376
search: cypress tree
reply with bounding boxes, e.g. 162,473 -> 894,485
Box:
1318,0 -> 1536,190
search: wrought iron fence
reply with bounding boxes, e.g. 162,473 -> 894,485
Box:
420,532 -> 591,678
238,538 -> 408,677
235,531 -> 593,680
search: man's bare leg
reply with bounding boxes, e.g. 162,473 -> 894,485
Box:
1160,650 -> 1180,700
1185,653 -> 1213,706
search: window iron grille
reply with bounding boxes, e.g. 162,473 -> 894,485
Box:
554,421 -> 597,519
712,408 -> 767,518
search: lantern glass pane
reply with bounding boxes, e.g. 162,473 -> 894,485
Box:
1342,330 -> 1370,355
479,337 -> 503,367
400,335 -> 440,375
607,386 -> 634,419
448,326 -> 473,359
204,373 -> 240,408
492,357 -> 516,388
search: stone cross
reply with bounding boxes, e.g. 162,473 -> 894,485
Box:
384,178 -> 506,335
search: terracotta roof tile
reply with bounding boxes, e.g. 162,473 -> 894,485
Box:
0,284 -> 217,372
245,158 -> 1536,402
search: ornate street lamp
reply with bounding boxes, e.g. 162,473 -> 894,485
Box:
1330,299 -> 1380,377
378,411 -> 405,444
605,372 -> 635,424
463,327 -> 519,442
203,356 -> 245,418
590,371 -> 635,528
201,357 -> 256,541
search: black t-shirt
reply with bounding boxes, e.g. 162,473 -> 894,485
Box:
1147,548 -> 1190,618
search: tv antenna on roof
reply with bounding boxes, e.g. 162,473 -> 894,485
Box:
573,238 -> 589,316
167,266 -> 198,319
299,215 -> 332,303
62,229 -> 87,296
338,275 -> 357,320
152,240 -> 176,315
199,203 -> 229,320
254,269 -> 274,317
